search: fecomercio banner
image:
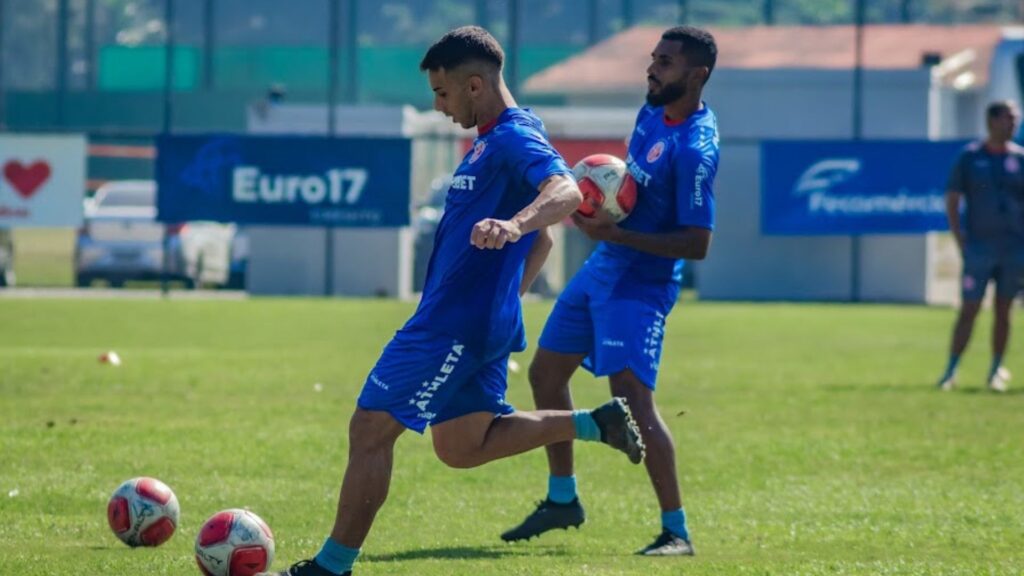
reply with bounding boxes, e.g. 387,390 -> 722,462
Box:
0,134 -> 86,227
157,135 -> 412,227
761,140 -> 968,235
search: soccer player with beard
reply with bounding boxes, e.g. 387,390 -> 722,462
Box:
502,26 -> 719,556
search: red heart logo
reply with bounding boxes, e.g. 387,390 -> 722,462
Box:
3,160 -> 52,199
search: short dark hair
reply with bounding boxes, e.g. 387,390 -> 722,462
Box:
987,100 -> 1018,120
661,26 -> 717,77
420,26 -> 504,72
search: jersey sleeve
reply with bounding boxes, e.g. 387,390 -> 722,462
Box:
502,125 -> 572,191
946,151 -> 968,193
674,146 -> 717,230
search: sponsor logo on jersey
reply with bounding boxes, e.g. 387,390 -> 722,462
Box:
625,154 -> 653,187
694,164 -> 708,208
450,174 -> 477,191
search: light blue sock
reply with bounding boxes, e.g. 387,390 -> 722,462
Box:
942,355 -> 961,380
314,537 -> 359,576
662,508 -> 689,541
548,475 -> 578,504
989,355 -> 1003,379
572,410 -> 600,442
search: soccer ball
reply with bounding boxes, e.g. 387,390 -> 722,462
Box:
195,509 -> 275,576
106,477 -> 180,547
573,153 -> 638,223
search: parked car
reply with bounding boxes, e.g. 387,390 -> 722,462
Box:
0,228 -> 14,287
75,181 -> 241,289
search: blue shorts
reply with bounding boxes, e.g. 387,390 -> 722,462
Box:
538,269 -> 677,390
962,243 -> 1024,300
357,329 -> 515,433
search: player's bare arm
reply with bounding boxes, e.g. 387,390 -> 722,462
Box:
520,226 -> 553,296
471,174 -> 582,250
571,212 -> 712,260
945,189 -> 964,253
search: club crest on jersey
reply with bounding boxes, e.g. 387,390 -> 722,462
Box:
647,140 -> 666,163
469,140 -> 487,164
1006,155 -> 1020,174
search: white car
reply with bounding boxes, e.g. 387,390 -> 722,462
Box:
74,181 -> 239,289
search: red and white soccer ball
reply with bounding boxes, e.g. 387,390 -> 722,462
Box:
195,509 -> 276,576
573,153 -> 638,223
107,477 -> 180,547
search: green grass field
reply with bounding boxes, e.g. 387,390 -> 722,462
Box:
12,229 -> 75,287
0,299 -> 1021,575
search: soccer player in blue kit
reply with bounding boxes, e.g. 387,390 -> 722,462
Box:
502,26 -> 719,556
260,27 -> 644,576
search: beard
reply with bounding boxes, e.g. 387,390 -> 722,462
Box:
646,78 -> 686,107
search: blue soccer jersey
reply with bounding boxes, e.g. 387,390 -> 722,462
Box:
404,107 -> 571,361
587,103 -> 719,287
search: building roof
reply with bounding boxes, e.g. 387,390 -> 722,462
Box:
524,24 -> 1012,95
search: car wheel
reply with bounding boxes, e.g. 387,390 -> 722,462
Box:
75,274 -> 92,288
109,279 -> 125,289
0,268 -> 12,288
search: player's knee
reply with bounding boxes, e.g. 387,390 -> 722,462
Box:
347,409 -> 401,454
528,357 -> 566,393
432,440 -> 479,469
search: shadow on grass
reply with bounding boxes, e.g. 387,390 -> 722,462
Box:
823,383 -> 932,393
958,387 -> 1024,396
363,544 -> 572,563
827,383 -> 1024,395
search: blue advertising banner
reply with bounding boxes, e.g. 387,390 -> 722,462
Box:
761,140 -> 968,235
157,135 -> 411,226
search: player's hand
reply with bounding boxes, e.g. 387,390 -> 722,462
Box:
471,218 -> 522,250
571,211 -> 621,242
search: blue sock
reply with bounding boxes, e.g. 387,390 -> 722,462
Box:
662,508 -> 689,541
572,410 -> 600,442
990,355 -> 1003,378
314,537 -> 359,576
548,475 -> 578,504
942,355 -> 961,380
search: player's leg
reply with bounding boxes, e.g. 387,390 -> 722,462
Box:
260,412 -> 405,576
988,256 -> 1020,391
529,348 -> 587,477
503,278 -> 595,542
608,369 -> 692,556
938,248 -> 990,390
263,331 -> 467,576
429,354 -> 643,468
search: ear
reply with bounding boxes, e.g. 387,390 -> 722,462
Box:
467,74 -> 485,96
690,66 -> 710,86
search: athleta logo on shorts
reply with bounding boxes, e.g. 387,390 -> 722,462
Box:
601,339 -> 625,348
643,312 -> 667,370
410,341 -> 465,418
369,372 -> 389,391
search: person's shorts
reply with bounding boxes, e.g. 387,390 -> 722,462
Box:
357,329 -> 514,433
962,243 -> 1024,301
538,269 -> 677,390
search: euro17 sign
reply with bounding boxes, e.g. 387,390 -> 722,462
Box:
0,134 -> 86,227
157,135 -> 412,227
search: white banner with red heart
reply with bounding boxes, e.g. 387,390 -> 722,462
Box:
0,134 -> 86,227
